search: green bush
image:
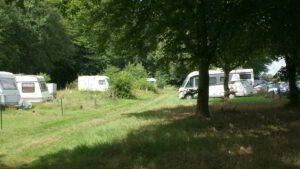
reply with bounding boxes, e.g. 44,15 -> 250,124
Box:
103,65 -> 120,78
124,63 -> 147,80
65,80 -> 78,90
110,71 -> 134,98
155,71 -> 168,89
135,79 -> 157,93
105,63 -> 160,98
37,72 -> 51,82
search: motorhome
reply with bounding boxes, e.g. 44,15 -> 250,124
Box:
0,72 -> 21,106
178,69 -> 254,99
15,75 -> 50,102
78,76 -> 109,91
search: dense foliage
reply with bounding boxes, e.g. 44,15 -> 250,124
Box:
0,0 -> 299,110
104,64 -> 157,98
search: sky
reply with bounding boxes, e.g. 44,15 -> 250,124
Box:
266,58 -> 286,75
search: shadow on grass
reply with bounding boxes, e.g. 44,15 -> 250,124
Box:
17,104 -> 300,169
0,155 -> 20,169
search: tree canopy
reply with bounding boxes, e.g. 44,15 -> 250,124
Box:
0,0 -> 299,110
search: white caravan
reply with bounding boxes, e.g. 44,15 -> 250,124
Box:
178,69 -> 254,99
15,75 -> 50,102
46,83 -> 57,99
78,76 -> 109,91
146,78 -> 157,83
0,72 -> 21,106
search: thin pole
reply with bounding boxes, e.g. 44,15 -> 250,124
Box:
61,98 -> 64,116
0,97 -> 2,130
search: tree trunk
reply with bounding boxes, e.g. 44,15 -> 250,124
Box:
196,60 -> 210,117
195,0 -> 211,117
285,52 -> 298,106
223,69 -> 230,99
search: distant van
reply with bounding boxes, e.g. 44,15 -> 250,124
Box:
78,76 -> 109,91
178,69 -> 254,99
15,75 -> 50,103
0,71 -> 21,106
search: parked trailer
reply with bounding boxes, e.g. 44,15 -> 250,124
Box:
178,69 -> 254,99
78,76 -> 109,91
0,72 -> 21,106
15,75 -> 50,102
46,83 -> 57,99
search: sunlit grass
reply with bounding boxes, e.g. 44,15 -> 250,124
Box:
0,88 -> 299,169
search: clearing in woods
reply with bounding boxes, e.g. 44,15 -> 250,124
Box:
0,88 -> 299,169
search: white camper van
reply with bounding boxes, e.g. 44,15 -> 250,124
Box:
178,69 -> 254,99
78,76 -> 109,91
0,72 -> 21,106
15,75 -> 50,102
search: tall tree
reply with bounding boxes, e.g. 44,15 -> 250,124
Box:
214,25 -> 268,99
0,0 -> 75,87
265,0 -> 300,105
66,0 -> 257,117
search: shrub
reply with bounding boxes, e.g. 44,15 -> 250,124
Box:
155,71 -> 168,89
110,71 -> 134,98
65,80 -> 78,90
135,79 -> 158,93
103,65 -> 120,78
37,72 -> 51,82
124,63 -> 147,80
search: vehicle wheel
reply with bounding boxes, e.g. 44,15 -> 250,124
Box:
229,94 -> 235,99
185,94 -> 193,100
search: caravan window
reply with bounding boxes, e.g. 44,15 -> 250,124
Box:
39,81 -> 48,92
209,77 -> 217,86
240,73 -> 251,80
0,79 -> 17,90
220,76 -> 225,83
99,80 -> 106,86
22,83 -> 35,93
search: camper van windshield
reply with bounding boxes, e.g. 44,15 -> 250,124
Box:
181,77 -> 189,88
0,79 -> 17,90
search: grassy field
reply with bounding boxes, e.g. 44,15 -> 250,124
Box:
0,88 -> 299,169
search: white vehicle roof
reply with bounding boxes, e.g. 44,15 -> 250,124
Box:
78,75 -> 109,80
187,69 -> 253,78
146,78 -> 157,82
15,75 -> 46,82
0,71 -> 16,79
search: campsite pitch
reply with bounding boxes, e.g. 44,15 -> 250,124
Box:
0,89 -> 299,169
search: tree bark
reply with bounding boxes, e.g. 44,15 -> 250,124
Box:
285,52 -> 298,106
223,68 -> 230,99
195,0 -> 211,117
196,60 -> 210,117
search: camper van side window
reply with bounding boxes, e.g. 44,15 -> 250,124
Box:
240,73 -> 251,80
99,80 -> 106,86
220,76 -> 225,83
209,77 -> 217,86
22,83 -> 35,93
194,77 -> 199,88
